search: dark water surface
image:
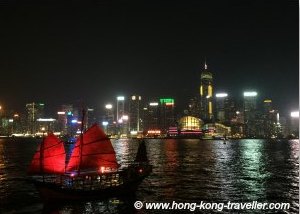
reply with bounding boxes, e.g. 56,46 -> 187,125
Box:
0,138 -> 298,213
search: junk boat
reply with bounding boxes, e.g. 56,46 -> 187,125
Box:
27,116 -> 152,202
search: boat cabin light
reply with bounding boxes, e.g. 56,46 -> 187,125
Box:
100,166 -> 105,173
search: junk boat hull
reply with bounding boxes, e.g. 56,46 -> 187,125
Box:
31,165 -> 152,202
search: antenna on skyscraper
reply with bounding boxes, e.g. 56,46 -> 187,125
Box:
204,57 -> 207,70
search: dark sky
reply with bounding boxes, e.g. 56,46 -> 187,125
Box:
1,0 -> 298,116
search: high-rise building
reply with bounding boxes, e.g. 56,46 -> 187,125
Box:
103,104 -> 115,135
86,108 -> 97,129
289,111 -> 299,138
262,99 -> 277,137
129,95 -> 142,133
142,101 -> 160,135
243,91 -> 258,137
116,96 -> 125,121
57,104 -> 73,135
159,98 -> 176,134
200,61 -> 214,121
26,102 -> 45,134
188,97 -> 201,118
224,97 -> 238,125
215,93 -> 228,124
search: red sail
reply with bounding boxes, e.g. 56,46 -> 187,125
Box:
28,133 -> 66,175
66,124 -> 119,172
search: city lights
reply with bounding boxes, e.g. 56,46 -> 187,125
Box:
37,118 -> 56,122
130,130 -> 138,135
57,111 -> 65,115
291,111 -> 299,118
117,96 -> 125,101
105,104 -> 113,109
243,91 -> 257,97
216,93 -> 228,98
149,102 -> 159,106
122,115 -> 129,120
71,119 -> 78,123
160,98 -> 174,104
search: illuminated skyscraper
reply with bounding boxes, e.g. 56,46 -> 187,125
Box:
289,111 -> 299,138
26,102 -> 45,134
243,91 -> 258,137
159,98 -> 176,134
200,61 -> 214,121
104,104 -> 115,135
243,91 -> 257,119
215,93 -> 228,124
142,101 -> 160,134
116,96 -> 125,121
129,95 -> 142,133
86,107 -> 97,129
188,97 -> 201,118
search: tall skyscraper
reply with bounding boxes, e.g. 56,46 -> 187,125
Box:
26,102 -> 45,134
86,108 -> 96,129
116,96 -> 125,121
262,99 -> 276,137
57,104 -> 73,135
215,93 -> 228,124
188,97 -> 201,118
200,61 -> 214,121
104,104 -> 115,135
142,101 -> 160,134
243,91 -> 258,137
129,95 -> 142,133
159,98 -> 176,134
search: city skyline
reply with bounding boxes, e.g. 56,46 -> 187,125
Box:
1,1 -> 298,116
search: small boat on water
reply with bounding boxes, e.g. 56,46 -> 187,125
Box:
27,117 -> 152,202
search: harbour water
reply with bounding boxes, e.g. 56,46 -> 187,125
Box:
0,138 -> 299,213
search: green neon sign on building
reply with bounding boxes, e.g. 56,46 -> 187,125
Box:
160,98 -> 174,104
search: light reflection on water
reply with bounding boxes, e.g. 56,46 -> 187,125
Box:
0,138 -> 298,214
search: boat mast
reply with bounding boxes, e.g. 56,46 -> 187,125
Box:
78,109 -> 85,176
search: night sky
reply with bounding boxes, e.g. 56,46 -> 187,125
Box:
1,1 -> 298,116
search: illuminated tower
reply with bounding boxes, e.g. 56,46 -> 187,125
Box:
243,91 -> 258,137
142,101 -> 160,134
215,93 -> 228,124
200,61 -> 213,121
129,95 -> 142,133
26,102 -> 45,134
159,98 -> 175,134
116,96 -> 125,121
